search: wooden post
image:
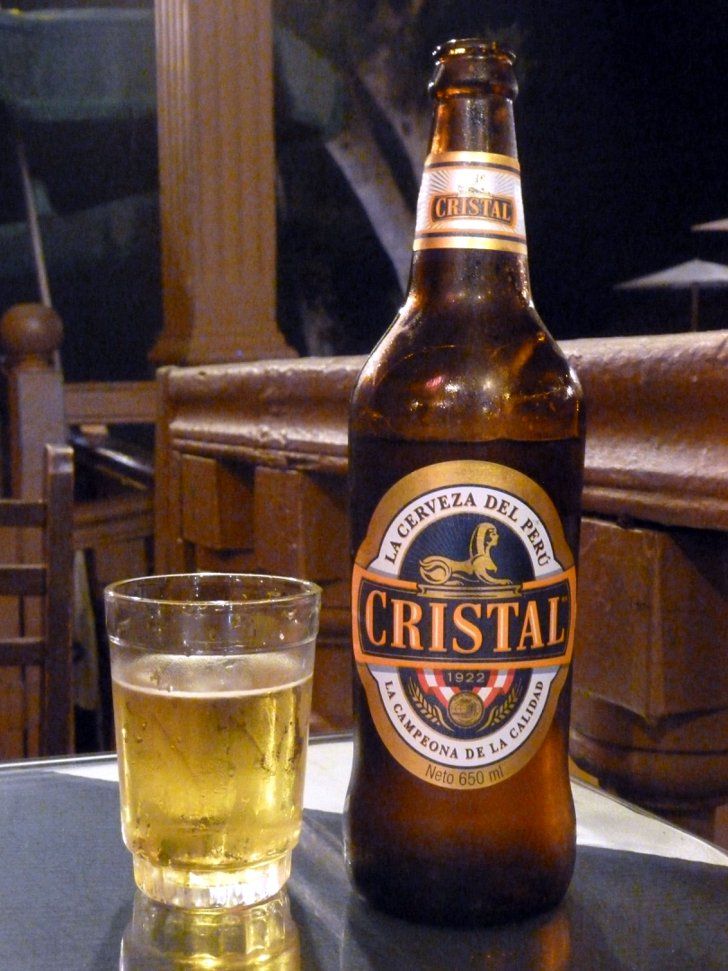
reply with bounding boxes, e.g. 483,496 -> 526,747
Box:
152,0 -> 294,365
0,303 -> 66,499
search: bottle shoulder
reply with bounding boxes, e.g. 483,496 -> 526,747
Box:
351,301 -> 583,443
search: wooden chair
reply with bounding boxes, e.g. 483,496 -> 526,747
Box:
0,444 -> 74,757
0,302 -> 156,752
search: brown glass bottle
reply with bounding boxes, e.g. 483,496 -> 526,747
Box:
344,40 -> 585,926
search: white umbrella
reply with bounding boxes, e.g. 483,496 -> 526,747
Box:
615,258 -> 728,330
692,218 -> 728,232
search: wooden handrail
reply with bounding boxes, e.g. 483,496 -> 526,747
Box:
159,331 -> 728,531
64,380 -> 157,426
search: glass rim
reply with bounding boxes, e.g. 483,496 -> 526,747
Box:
104,572 -> 322,609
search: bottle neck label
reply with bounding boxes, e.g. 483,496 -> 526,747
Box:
414,151 -> 527,255
352,460 -> 575,790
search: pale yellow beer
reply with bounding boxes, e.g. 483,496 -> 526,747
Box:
114,654 -> 312,885
105,573 -> 320,909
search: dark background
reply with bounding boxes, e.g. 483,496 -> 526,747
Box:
492,0 -> 728,339
276,0 -> 728,349
1,0 -> 726,379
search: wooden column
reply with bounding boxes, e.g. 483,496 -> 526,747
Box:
152,0 -> 294,365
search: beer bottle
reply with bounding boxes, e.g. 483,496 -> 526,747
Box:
345,39 -> 585,925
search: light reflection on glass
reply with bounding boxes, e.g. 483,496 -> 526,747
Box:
424,375 -> 445,392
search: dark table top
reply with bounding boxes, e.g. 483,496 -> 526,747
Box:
0,744 -> 726,970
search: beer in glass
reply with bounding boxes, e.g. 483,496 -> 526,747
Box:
106,573 -> 320,909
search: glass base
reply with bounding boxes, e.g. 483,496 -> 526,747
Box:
120,888 -> 300,969
132,852 -> 292,909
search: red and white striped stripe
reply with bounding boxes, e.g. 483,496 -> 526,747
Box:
417,668 -> 514,708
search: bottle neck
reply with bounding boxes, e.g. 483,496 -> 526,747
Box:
409,89 -> 532,304
429,90 -> 518,157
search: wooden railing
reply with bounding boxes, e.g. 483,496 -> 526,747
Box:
155,330 -> 728,841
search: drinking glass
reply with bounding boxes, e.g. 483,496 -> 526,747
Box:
105,573 -> 320,909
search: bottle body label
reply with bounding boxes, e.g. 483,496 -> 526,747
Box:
414,151 -> 527,254
352,460 -> 576,789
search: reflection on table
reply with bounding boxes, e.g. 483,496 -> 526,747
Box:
120,889 -> 300,970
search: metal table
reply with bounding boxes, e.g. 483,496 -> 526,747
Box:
0,738 -> 726,969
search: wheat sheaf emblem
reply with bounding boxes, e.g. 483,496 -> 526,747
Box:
482,681 -> 523,729
409,680 -> 450,730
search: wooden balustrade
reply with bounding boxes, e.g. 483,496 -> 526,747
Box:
155,330 -> 728,841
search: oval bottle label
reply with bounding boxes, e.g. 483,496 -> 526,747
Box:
414,151 -> 527,254
352,461 -> 576,789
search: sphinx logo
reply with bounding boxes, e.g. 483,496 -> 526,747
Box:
418,522 -> 519,598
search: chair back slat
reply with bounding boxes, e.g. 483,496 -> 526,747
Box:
0,565 -> 46,596
0,503 -> 46,528
0,638 -> 45,666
